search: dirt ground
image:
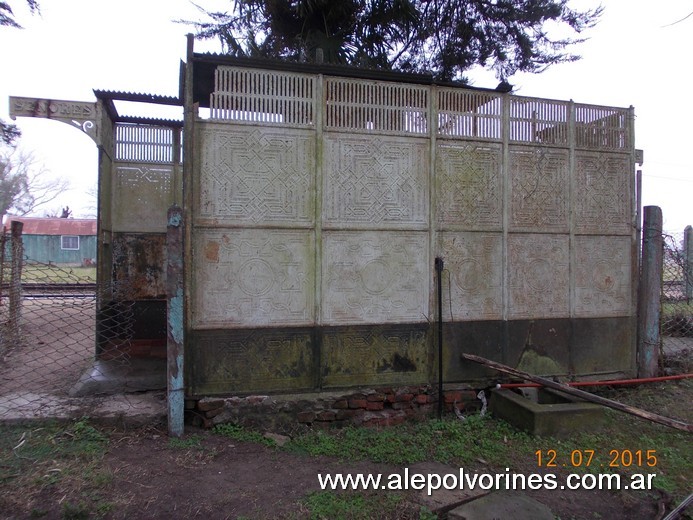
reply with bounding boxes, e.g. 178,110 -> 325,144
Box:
1,299 -> 691,519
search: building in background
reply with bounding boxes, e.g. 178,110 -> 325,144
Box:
5,217 -> 96,266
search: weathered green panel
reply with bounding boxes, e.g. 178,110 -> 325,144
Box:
189,328 -> 316,396
320,324 -> 429,388
571,317 -> 635,375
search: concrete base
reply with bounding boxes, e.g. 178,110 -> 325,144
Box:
69,358 -> 166,397
490,388 -> 605,437
448,490 -> 554,520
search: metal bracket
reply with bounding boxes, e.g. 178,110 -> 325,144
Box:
9,96 -> 98,144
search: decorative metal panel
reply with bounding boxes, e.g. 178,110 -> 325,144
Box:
115,124 -> 177,163
191,329 -> 315,394
510,97 -> 569,145
322,231 -> 428,325
211,67 -> 316,126
508,234 -> 570,319
574,235 -> 631,317
324,77 -> 428,135
574,152 -> 632,235
192,229 -> 315,328
322,135 -> 428,229
509,147 -> 569,232
321,324 -> 429,388
435,142 -> 502,231
439,232 -> 503,320
437,89 -> 502,140
112,163 -> 174,233
575,104 -> 630,151
197,124 -> 316,227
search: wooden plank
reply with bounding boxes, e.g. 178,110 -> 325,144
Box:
462,353 -> 693,433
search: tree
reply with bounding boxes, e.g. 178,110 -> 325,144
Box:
0,0 -> 39,28
1,1 -> 41,145
187,0 -> 603,81
0,149 -> 69,221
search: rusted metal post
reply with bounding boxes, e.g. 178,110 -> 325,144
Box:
637,206 -> 663,378
8,221 -> 24,343
167,205 -> 185,437
685,225 -> 692,301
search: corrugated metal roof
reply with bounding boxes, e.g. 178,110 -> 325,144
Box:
7,217 -> 97,236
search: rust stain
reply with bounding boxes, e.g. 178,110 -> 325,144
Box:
205,240 -> 220,263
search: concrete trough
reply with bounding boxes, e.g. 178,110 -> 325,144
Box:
490,387 -> 605,437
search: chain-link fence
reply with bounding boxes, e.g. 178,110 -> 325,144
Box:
661,230 -> 692,373
0,225 -> 165,421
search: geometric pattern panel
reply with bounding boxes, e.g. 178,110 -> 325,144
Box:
189,329 -> 315,395
322,231 -> 429,325
323,135 -> 429,229
509,147 -> 569,232
508,234 -> 569,319
574,235 -> 632,317
438,232 -> 503,320
197,124 -> 315,226
575,152 -> 632,235
112,163 -> 173,233
436,142 -> 502,231
192,229 -> 315,328
321,324 -> 429,388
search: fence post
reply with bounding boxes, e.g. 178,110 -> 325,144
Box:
685,225 -> 692,302
637,206 -> 663,378
167,205 -> 185,437
9,221 -> 24,343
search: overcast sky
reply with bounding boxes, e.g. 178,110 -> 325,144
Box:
0,0 -> 690,233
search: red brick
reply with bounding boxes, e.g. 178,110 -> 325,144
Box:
392,401 -> 412,410
204,407 -> 224,419
414,394 -> 429,405
366,401 -> 384,411
332,399 -> 349,409
394,393 -> 414,402
297,411 -> 316,423
444,391 -> 463,404
367,393 -> 386,402
348,399 -> 368,409
317,411 -> 336,421
197,398 -> 225,412
336,409 -> 362,421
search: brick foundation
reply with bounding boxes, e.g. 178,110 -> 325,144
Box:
186,385 -> 484,433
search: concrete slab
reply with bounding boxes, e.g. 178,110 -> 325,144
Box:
69,358 -> 166,397
0,391 -> 166,427
448,490 -> 554,520
409,462 -> 488,514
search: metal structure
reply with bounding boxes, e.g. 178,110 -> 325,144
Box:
8,36 -> 639,408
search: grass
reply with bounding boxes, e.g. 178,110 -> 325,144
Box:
301,491 -> 434,520
284,381 -> 692,502
213,422 -> 278,447
0,419 -> 112,518
20,264 -> 96,283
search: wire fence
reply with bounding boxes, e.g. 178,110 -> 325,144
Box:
661,230 -> 693,374
0,225 -> 165,421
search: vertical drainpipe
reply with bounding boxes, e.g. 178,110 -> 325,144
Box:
435,257 -> 444,418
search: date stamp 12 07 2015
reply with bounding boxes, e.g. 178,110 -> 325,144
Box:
536,449 -> 657,468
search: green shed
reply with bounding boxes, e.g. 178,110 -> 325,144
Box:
9,217 -> 97,266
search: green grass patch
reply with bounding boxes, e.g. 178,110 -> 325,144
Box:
0,419 -> 111,517
302,491 -> 427,520
21,264 -> 96,283
168,434 -> 203,450
212,423 -> 277,447
287,414 -> 532,467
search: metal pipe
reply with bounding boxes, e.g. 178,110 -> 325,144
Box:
497,373 -> 693,389
435,257 -> 444,419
